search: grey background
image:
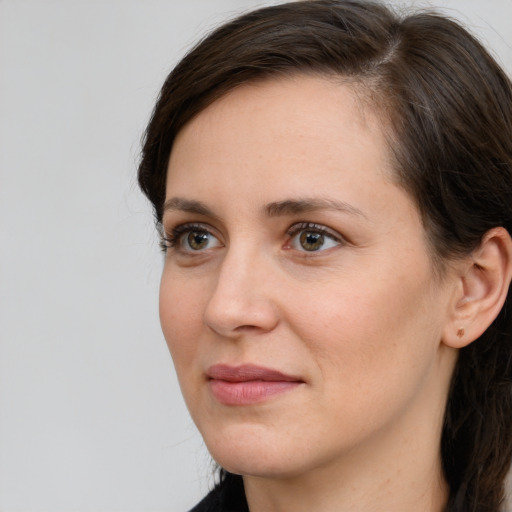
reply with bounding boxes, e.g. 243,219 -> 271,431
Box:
0,0 -> 510,510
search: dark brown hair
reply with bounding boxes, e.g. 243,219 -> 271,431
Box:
138,1 -> 512,510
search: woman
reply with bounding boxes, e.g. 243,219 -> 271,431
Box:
138,1 -> 512,511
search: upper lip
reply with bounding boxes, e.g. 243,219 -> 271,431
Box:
206,364 -> 303,382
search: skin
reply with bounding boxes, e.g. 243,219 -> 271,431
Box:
160,76 -> 462,511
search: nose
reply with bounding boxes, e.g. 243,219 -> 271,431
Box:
203,247 -> 279,338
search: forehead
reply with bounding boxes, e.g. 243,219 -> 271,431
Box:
167,75 -> 394,192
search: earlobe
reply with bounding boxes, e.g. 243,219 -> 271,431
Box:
443,227 -> 512,349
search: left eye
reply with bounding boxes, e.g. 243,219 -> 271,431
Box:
181,230 -> 221,251
163,223 -> 222,253
288,226 -> 341,252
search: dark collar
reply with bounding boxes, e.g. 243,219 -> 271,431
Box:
189,473 -> 249,512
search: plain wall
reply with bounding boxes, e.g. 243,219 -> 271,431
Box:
0,1 -> 510,510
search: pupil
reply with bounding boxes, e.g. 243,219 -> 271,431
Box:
188,231 -> 208,250
300,231 -> 324,251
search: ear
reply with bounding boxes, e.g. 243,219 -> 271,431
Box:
443,227 -> 512,349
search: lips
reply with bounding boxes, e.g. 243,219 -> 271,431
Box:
206,364 -> 304,405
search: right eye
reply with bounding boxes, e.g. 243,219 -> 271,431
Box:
163,224 -> 222,253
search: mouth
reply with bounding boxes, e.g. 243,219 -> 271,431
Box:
206,364 -> 304,406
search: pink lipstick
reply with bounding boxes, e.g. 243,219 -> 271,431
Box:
207,364 -> 303,405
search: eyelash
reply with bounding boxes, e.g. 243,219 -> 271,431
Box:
161,223 -> 212,252
285,222 -> 344,250
161,222 -> 345,254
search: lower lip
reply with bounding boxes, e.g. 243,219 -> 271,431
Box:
209,380 -> 301,405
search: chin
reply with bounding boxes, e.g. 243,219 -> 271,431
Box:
213,451 -> 305,480
201,422 -> 318,479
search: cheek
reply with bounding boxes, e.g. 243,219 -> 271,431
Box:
159,270 -> 205,368
292,259 -> 441,388
282,276 -> 441,452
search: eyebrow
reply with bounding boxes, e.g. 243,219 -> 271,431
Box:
163,197 -> 217,218
265,198 -> 367,219
163,196 -> 366,220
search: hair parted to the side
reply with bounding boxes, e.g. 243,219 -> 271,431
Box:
138,1 -> 512,511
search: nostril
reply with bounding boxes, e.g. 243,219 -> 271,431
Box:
204,296 -> 279,338
234,324 -> 263,333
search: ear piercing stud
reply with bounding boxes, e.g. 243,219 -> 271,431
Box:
456,328 -> 465,338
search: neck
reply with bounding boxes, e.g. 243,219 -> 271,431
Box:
243,451 -> 448,512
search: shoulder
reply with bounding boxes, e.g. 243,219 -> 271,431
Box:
188,473 -> 248,512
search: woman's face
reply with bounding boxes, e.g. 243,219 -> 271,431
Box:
160,76 -> 458,479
